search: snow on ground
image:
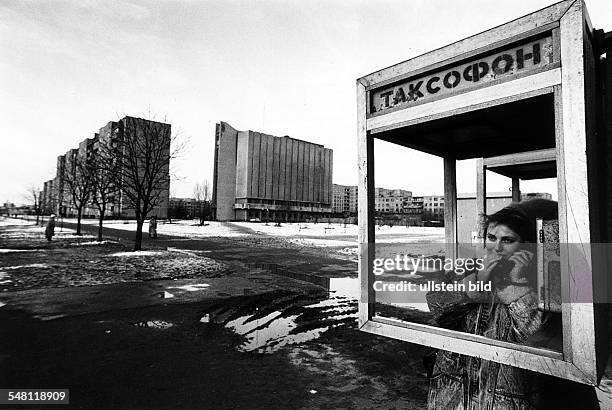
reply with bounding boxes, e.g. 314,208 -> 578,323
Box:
72,218 -> 247,238
1,263 -> 50,270
232,221 -> 358,237
15,217 -> 445,248
75,240 -> 117,246
289,238 -> 357,248
107,250 -> 165,257
0,217 -> 32,227
54,233 -> 97,240
167,283 -> 210,292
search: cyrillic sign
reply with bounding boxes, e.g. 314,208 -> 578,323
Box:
370,36 -> 554,115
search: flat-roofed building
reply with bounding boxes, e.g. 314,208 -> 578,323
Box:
41,179 -> 55,214
45,116 -> 170,219
213,122 -> 333,222
332,184 -> 358,215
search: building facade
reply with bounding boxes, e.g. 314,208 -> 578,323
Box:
43,116 -> 170,219
332,184 -> 358,215
168,197 -> 208,219
332,184 -> 424,224
374,188 -> 413,213
213,122 -> 333,222
421,195 -> 445,221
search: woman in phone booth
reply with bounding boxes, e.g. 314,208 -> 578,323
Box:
426,199 -> 598,409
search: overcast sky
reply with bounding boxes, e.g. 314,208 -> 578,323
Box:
2,0 -> 611,205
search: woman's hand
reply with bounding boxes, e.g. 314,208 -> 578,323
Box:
506,249 -> 534,283
477,253 -> 503,283
496,249 -> 535,304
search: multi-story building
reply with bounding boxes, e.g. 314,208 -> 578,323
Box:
213,122 -> 333,222
168,197 -> 207,219
332,184 -> 358,215
422,195 -> 445,221
41,179 -> 55,214
1,202 -> 15,216
53,154 -> 66,216
43,116 -> 170,219
333,185 -> 423,224
374,188 -> 413,214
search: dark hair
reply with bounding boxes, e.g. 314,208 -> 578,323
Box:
483,198 -> 558,243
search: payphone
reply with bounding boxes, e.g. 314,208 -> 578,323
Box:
357,0 -> 612,384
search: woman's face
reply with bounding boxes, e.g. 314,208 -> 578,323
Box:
485,223 -> 522,259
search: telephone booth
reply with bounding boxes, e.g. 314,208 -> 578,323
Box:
357,0 -> 612,384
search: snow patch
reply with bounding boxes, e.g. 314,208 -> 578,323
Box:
168,284 -> 210,292
76,241 -> 116,246
134,320 -> 173,329
1,263 -> 49,270
107,251 -> 164,257
290,238 -> 356,247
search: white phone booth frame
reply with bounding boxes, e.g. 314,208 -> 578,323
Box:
357,0 -> 610,385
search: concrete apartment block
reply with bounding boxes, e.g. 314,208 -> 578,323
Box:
45,116 -> 170,219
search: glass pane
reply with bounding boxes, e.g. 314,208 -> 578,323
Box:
368,139 -> 563,353
372,140 -> 444,325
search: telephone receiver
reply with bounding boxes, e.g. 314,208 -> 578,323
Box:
490,258 -> 516,283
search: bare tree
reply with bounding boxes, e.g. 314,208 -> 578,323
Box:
90,140 -> 120,241
108,116 -> 183,250
63,156 -> 92,235
193,179 -> 211,226
25,186 -> 41,225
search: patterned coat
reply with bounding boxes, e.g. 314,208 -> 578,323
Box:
427,289 -> 543,409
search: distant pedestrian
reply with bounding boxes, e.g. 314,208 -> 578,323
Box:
148,216 -> 157,239
45,214 -> 56,241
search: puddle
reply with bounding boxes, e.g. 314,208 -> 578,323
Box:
134,320 -> 174,329
168,284 -> 210,292
202,278 -> 359,353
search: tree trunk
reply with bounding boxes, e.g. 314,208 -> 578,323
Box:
97,204 -> 106,241
134,218 -> 144,251
76,208 -> 82,235
97,212 -> 104,241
